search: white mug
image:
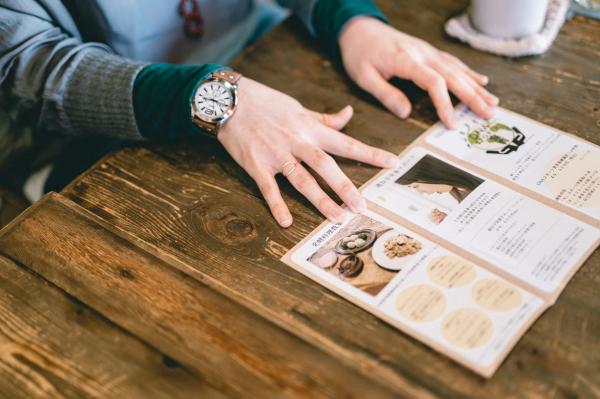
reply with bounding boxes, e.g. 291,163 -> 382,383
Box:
470,0 -> 549,39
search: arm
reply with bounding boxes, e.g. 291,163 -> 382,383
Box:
0,1 -> 145,141
136,1 -> 498,228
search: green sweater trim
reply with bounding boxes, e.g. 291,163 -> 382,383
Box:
312,0 -> 388,59
133,1 -> 388,140
133,63 -> 225,139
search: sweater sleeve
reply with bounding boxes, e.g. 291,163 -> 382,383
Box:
132,1 -> 388,141
132,63 -> 226,140
311,0 -> 388,58
275,0 -> 318,33
0,1 -> 146,141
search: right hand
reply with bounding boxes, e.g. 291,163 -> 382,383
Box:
218,77 -> 400,227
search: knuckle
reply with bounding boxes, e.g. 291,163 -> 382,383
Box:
430,75 -> 447,91
338,179 -> 355,197
441,51 -> 457,62
317,196 -> 333,212
354,70 -> 372,88
294,170 -> 312,191
257,180 -> 271,195
343,137 -> 359,155
311,148 -> 332,170
368,146 -> 381,162
257,178 -> 277,198
270,201 -> 287,215
380,90 -> 398,107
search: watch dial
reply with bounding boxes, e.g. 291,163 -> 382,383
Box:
195,81 -> 233,121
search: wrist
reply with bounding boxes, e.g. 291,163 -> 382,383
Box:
339,16 -> 382,53
190,69 -> 242,138
312,0 -> 388,59
133,63 -> 225,140
339,15 -> 378,44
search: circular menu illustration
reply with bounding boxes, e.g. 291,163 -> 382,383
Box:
441,308 -> 494,349
395,284 -> 446,323
426,255 -> 476,288
472,279 -> 522,312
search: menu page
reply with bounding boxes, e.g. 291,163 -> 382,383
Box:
361,147 -> 600,296
283,107 -> 600,377
286,210 -> 546,377
425,105 -> 600,221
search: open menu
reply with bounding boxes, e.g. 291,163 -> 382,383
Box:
282,105 -> 600,377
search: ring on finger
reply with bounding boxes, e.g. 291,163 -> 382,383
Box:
281,160 -> 298,177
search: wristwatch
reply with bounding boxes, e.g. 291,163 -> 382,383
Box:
191,69 -> 242,136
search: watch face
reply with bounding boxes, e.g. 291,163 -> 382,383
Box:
194,81 -> 234,122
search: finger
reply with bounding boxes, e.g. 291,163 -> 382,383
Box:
449,63 -> 497,115
441,51 -> 489,86
250,168 -> 293,227
474,83 -> 499,107
315,124 -> 399,169
406,62 -> 455,128
441,59 -> 498,106
429,60 -> 494,119
306,105 -> 354,131
354,66 -> 412,118
295,143 -> 366,213
283,160 -> 346,222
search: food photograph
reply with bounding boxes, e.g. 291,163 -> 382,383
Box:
308,214 -> 426,296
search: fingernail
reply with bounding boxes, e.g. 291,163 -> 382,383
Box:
350,196 -> 367,214
490,95 -> 499,106
279,217 -> 292,228
398,105 -> 410,119
384,154 -> 400,168
481,75 -> 489,85
445,115 -> 456,129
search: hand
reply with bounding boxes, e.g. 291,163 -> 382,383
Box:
218,77 -> 399,227
339,17 -> 499,127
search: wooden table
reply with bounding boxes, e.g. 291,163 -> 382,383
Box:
1,1 -> 599,398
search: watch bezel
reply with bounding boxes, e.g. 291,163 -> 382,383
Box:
191,77 -> 238,125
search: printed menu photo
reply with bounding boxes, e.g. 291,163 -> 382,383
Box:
424,105 -> 600,222
282,106 -> 600,377
285,210 -> 545,377
361,147 -> 599,296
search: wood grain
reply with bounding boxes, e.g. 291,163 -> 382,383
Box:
23,0 -> 599,397
0,188 -> 27,229
0,193 -> 402,399
0,255 -> 226,399
233,1 -> 600,145
61,144 -> 600,398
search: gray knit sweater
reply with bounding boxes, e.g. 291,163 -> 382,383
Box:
0,0 -> 315,170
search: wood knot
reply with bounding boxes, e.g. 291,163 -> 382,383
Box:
225,218 -> 253,237
196,206 -> 258,245
162,355 -> 182,369
117,267 -> 134,280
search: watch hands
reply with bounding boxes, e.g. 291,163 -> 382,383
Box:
208,98 -> 228,107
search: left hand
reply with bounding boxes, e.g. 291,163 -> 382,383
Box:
339,17 -> 499,128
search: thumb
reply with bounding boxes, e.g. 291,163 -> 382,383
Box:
307,105 -> 354,130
